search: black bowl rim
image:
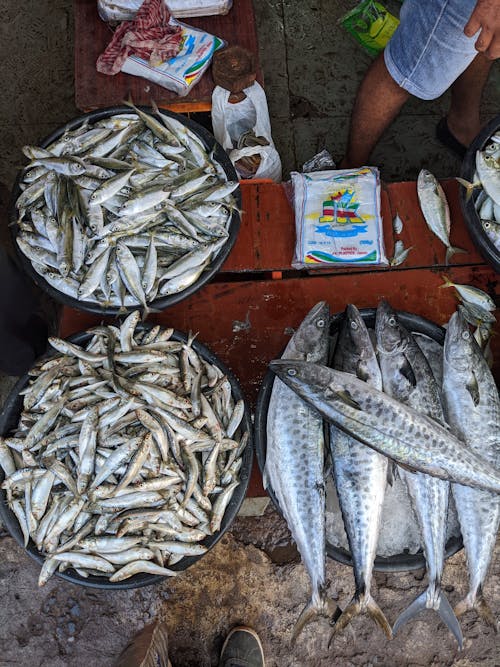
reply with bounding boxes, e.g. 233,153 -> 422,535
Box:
459,113 -> 500,273
9,105 -> 242,315
254,307 -> 463,573
0,323 -> 253,589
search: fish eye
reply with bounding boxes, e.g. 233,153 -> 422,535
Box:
287,368 -> 297,377
350,321 -> 358,330
388,316 -> 397,326
316,319 -> 325,328
462,331 -> 470,340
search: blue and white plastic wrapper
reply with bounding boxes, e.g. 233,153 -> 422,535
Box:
121,19 -> 225,96
291,167 -> 388,268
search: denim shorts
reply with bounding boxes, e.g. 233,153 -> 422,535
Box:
384,0 -> 479,100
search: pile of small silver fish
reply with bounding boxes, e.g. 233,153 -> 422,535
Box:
14,102 -> 239,312
0,312 -> 248,585
457,132 -> 500,251
266,300 -> 499,647
417,169 -> 465,265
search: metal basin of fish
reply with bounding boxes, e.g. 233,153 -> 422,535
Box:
9,105 -> 241,315
0,324 -> 253,589
459,113 -> 500,273
255,308 -> 463,572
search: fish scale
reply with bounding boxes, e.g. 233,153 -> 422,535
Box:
0,314 -> 249,585
375,300 -> 462,648
265,301 -> 340,641
329,304 -> 391,640
270,361 -> 500,494
15,107 -> 238,312
442,310 -> 500,628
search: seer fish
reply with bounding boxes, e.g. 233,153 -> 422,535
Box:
329,305 -> 392,641
442,310 -> 500,629
265,302 -> 341,641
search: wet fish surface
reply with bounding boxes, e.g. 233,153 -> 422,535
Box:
15,105 -> 239,313
442,310 -> 500,629
264,301 -> 340,641
417,169 -> 465,264
376,301 -> 462,647
0,313 -> 249,584
269,360 -> 500,493
329,304 -> 392,640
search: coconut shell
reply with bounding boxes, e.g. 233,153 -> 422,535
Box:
212,46 -> 256,93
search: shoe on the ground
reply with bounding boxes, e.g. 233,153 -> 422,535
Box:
219,626 -> 265,667
436,117 -> 467,159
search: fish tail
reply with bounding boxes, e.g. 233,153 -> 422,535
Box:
394,589 -> 463,648
445,245 -> 467,265
455,177 -> 479,201
455,589 -> 498,632
328,593 -> 392,646
439,275 -> 454,290
292,593 -> 341,644
150,99 -> 161,116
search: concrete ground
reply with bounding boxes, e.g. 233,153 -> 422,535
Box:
0,1 -> 499,665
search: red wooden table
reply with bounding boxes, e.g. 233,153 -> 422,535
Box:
60,180 -> 499,494
74,0 -> 262,112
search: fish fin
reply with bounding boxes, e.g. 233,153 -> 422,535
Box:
455,177 -> 480,201
394,589 -> 463,648
292,594 -> 341,644
150,99 -> 161,117
445,246 -> 467,265
328,389 -> 362,411
455,589 -> 499,631
329,594 -> 392,645
114,620 -> 169,667
356,360 -> 370,383
466,371 -> 481,407
386,461 -> 397,486
400,355 -> 417,388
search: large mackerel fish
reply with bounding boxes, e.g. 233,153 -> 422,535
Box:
376,301 -> 462,647
269,360 -> 500,493
329,305 -> 392,640
265,302 -> 340,641
443,310 -> 500,628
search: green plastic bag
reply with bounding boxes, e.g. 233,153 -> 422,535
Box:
340,0 -> 399,57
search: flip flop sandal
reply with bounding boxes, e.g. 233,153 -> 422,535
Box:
436,117 -> 467,159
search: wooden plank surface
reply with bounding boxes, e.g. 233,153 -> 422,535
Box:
224,180 -> 485,273
74,0 -> 262,111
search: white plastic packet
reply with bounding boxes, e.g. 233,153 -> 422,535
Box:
98,0 -> 233,22
291,167 -> 388,268
120,19 -> 225,96
211,82 -> 282,182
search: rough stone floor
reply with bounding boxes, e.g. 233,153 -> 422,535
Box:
0,1 -> 498,665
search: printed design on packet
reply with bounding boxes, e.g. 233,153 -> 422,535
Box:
307,185 -> 375,263
292,167 -> 387,268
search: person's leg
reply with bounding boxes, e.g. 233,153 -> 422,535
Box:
446,53 -> 493,146
339,53 -> 410,168
340,0 -> 480,168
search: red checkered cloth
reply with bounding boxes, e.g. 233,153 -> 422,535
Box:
96,0 -> 183,76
